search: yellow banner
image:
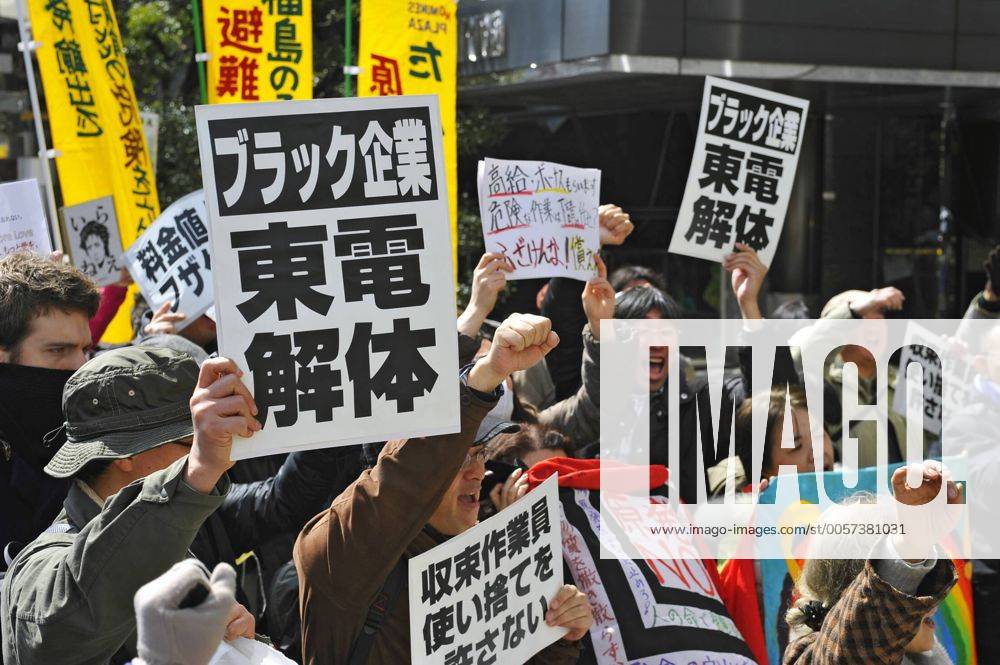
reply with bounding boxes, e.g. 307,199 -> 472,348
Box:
358,0 -> 457,271
28,0 -> 160,343
203,0 -> 313,103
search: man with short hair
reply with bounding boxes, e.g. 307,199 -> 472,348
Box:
0,252 -> 100,552
295,313 -> 593,664
1,346 -> 260,664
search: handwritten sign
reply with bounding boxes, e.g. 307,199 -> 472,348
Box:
0,179 -> 52,256
477,158 -> 600,281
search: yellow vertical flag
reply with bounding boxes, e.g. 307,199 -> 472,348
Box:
358,0 -> 457,271
28,0 -> 159,343
203,0 -> 313,103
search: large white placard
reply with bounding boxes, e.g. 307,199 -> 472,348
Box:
195,95 -> 459,460
124,190 -> 212,331
668,76 -> 809,267
62,195 -> 123,287
409,474 -> 565,665
477,158 -> 600,281
0,178 -> 52,256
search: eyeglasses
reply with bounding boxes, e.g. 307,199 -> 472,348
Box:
463,447 -> 488,467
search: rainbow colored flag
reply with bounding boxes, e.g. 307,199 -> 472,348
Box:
754,466 -> 975,664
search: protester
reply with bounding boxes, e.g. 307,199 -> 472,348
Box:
709,386 -> 836,496
608,264 -> 666,293
141,301 -> 219,355
1,344 -> 358,664
783,462 -> 961,664
536,243 -> 766,502
0,252 -> 100,556
294,313 -> 593,664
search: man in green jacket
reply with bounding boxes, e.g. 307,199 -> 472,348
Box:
1,346 -> 261,664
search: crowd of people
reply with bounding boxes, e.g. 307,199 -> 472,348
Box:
0,202 -> 998,665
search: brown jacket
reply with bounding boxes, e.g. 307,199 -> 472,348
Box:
293,381 -> 581,664
783,558 -> 957,665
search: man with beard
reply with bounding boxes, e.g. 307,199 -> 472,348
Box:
0,252 -> 99,560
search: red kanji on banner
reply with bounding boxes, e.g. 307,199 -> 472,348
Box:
369,54 -> 403,96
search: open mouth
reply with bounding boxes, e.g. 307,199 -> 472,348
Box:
458,492 -> 479,508
922,616 -> 935,629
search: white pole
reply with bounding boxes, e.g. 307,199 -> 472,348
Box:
15,0 -> 63,253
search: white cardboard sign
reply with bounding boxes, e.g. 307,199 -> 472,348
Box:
62,195 -> 123,287
669,76 -> 810,267
477,158 -> 600,281
409,474 -> 566,665
0,178 -> 52,256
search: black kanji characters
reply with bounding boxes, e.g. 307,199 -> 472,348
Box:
157,225 -> 189,264
481,527 -> 506,576
744,152 -> 783,205
686,195 -> 736,249
699,142 -> 744,195
421,559 -> 454,605
136,242 -> 166,281
334,215 -> 430,309
346,318 -> 438,417
506,512 -> 531,559
175,207 -> 209,248
530,497 -> 550,542
422,604 -> 456,655
232,221 -> 334,322
244,327 -> 344,427
482,574 -> 508,621
453,543 -> 482,591
735,206 -> 775,252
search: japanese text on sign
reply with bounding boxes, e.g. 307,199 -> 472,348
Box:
124,190 -> 213,331
63,195 -> 123,287
196,95 -> 459,460
0,179 -> 52,256
208,107 -> 438,215
409,475 -> 566,665
668,76 -> 809,268
477,158 -> 600,281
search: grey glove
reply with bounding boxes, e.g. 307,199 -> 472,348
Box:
134,560 -> 237,665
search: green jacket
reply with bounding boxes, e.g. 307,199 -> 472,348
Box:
1,457 -> 228,665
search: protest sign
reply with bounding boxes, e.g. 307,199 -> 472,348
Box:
359,0 -> 458,271
561,487 -> 757,665
757,467 -> 976,665
195,95 -> 459,460
62,196 -> 123,287
0,179 -> 52,256
124,190 -> 212,330
668,76 -> 809,267
409,474 -> 565,665
476,158 -> 600,281
891,322 -> 976,438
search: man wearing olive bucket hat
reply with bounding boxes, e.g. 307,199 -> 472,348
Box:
1,345 -> 262,665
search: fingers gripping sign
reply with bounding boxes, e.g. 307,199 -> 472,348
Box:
185,358 -> 262,492
545,584 -> 594,641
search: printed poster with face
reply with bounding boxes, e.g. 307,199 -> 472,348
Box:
62,195 -> 124,287
668,76 -> 810,267
195,95 -> 460,460
0,178 -> 52,256
477,158 -> 600,281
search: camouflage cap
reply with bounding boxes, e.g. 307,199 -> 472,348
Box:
44,346 -> 199,478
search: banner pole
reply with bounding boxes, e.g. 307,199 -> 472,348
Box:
191,0 -> 208,104
344,0 -> 354,97
15,0 -> 63,253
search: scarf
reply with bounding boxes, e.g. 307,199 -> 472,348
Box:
0,362 -> 74,469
